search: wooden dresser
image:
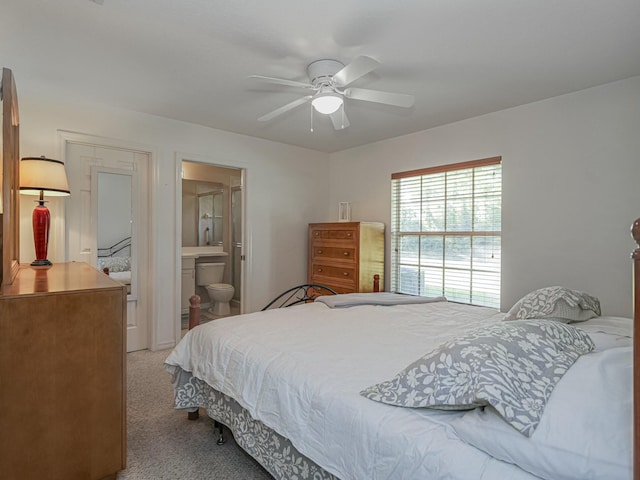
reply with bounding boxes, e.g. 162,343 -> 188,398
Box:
0,262 -> 126,480
308,222 -> 385,293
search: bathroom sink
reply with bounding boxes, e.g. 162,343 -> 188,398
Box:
181,246 -> 229,258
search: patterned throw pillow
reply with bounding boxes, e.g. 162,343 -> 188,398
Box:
360,320 -> 594,437
505,286 -> 601,322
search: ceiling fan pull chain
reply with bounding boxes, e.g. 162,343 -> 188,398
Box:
310,104 -> 314,132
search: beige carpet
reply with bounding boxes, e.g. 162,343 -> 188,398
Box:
117,348 -> 273,480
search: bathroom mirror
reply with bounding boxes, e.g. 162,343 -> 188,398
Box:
92,166 -> 137,299
197,189 -> 223,246
183,179 -> 223,247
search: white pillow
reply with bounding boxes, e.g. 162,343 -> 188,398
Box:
575,316 -> 632,351
505,286 -> 601,323
361,320 -> 594,436
450,346 -> 632,480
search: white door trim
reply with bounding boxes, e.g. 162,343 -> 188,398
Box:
57,130 -> 157,350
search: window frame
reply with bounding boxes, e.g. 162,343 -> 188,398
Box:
391,157 -> 502,308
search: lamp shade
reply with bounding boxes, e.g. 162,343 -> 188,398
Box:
19,156 -> 70,196
311,89 -> 343,115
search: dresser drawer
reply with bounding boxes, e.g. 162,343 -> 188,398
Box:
311,245 -> 356,262
310,263 -> 357,285
321,284 -> 356,294
309,275 -> 356,294
310,226 -> 357,242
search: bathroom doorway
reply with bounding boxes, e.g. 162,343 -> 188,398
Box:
179,160 -> 244,331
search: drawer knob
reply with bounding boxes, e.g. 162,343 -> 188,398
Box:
343,251 -> 349,256
318,268 -> 323,272
314,232 -> 319,236
346,233 -> 352,237
343,272 -> 349,276
317,249 -> 323,254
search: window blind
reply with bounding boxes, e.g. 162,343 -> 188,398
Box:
391,157 -> 502,308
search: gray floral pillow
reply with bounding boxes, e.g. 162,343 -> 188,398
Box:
505,286 -> 601,322
360,320 -> 594,437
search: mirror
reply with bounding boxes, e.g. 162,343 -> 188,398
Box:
197,190 -> 223,246
92,166 -> 137,298
182,180 -> 224,247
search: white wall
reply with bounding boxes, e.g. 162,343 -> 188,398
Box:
17,74 -> 640,351
328,76 -> 640,317
17,78 -> 329,350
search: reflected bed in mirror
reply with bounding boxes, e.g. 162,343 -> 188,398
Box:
93,167 -> 136,297
99,240 -> 132,294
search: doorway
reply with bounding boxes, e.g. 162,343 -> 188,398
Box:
63,138 -> 150,352
179,160 -> 244,331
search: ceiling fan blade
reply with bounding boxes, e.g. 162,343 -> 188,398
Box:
345,87 -> 415,108
333,55 -> 380,87
329,109 -> 350,130
257,95 -> 312,122
248,75 -> 313,89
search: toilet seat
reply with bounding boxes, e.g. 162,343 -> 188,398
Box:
208,283 -> 233,290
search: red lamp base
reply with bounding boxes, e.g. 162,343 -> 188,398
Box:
31,201 -> 51,267
31,259 -> 53,267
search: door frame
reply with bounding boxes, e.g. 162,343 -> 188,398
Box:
57,130 -> 155,351
174,152 -> 248,342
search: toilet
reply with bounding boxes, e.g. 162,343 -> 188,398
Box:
195,262 -> 235,316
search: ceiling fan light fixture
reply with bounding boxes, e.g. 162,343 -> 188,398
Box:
251,56 -> 411,130
311,90 -> 343,115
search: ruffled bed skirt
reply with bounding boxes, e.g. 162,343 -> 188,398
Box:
169,366 -> 339,480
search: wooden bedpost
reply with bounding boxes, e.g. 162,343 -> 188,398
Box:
188,294 -> 201,330
185,294 -> 224,441
187,294 -> 201,421
632,218 -> 640,480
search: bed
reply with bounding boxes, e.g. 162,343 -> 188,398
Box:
165,220 -> 640,480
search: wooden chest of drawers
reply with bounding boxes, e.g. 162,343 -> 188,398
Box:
0,262 -> 126,480
308,222 -> 384,293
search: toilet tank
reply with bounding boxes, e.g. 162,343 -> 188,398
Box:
196,262 -> 225,286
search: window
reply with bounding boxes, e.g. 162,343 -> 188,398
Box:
391,157 -> 502,308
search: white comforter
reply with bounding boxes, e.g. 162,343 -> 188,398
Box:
165,301 -> 631,480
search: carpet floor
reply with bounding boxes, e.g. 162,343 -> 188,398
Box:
117,348 -> 273,480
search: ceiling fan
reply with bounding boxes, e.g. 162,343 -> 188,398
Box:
249,56 -> 415,130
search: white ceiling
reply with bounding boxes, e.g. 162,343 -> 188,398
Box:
2,0 -> 640,153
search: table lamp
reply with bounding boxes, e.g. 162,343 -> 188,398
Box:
19,156 -> 70,267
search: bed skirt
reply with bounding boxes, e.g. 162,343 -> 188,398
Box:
170,366 -> 339,480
